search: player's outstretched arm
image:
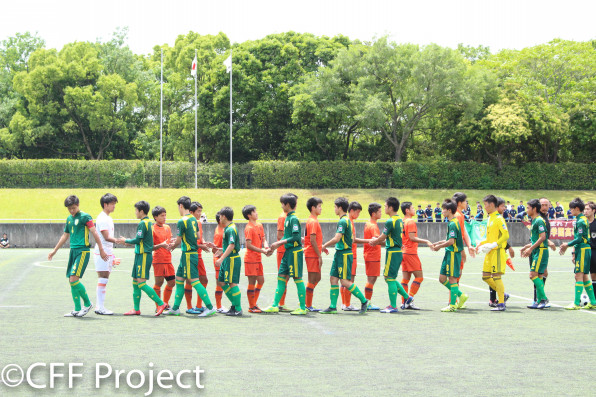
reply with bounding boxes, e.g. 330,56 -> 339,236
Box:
48,232 -> 69,260
322,233 -> 342,254
89,226 -> 109,261
215,243 -> 235,266
369,233 -> 387,247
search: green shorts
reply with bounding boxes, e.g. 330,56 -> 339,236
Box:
530,248 -> 549,274
279,248 -> 304,278
383,248 -> 403,279
67,248 -> 90,278
440,251 -> 462,278
574,247 -> 592,274
218,255 -> 241,284
176,252 -> 198,279
330,249 -> 353,280
132,253 -> 153,279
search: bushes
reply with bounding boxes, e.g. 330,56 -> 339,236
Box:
1,159 -> 595,189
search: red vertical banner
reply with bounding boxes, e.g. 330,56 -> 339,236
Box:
524,219 -> 575,240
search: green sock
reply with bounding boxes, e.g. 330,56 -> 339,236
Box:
74,281 -> 91,307
584,281 -> 596,305
450,283 -> 459,305
387,279 -> 398,308
441,279 -> 450,290
139,282 -> 164,306
172,280 -> 185,311
223,283 -> 235,304
348,283 -> 367,304
272,277 -> 287,307
295,278 -> 306,310
330,285 -> 339,309
70,281 -> 81,311
192,280 -> 213,310
395,281 -> 410,300
532,277 -> 546,301
230,285 -> 242,311
132,281 -> 142,311
575,282 -> 584,306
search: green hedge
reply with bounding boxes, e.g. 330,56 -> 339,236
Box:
1,159 -> 595,189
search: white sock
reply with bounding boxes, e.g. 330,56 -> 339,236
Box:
97,278 -> 109,309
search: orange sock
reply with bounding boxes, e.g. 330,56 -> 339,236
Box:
184,280 -> 193,309
153,285 -> 161,308
163,284 -> 174,305
345,285 -> 352,306
255,283 -> 263,305
247,284 -> 255,308
306,282 -> 315,307
365,282 -> 374,300
196,280 -> 208,308
401,280 -> 409,303
215,285 -> 223,309
279,279 -> 288,306
410,277 -> 423,296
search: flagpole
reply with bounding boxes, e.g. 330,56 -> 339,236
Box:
159,48 -> 163,189
194,48 -> 198,190
229,49 -> 233,189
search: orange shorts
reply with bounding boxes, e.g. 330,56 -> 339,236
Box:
277,250 -> 284,269
402,253 -> 422,272
365,261 -> 380,277
351,260 -> 357,276
153,262 -> 175,277
245,262 -> 264,276
305,257 -> 320,273
198,257 -> 207,277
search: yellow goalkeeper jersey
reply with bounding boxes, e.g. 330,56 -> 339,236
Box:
482,211 -> 509,249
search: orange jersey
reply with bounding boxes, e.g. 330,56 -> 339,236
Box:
196,220 -> 204,258
363,220 -> 381,261
277,212 -> 287,254
304,215 -> 323,258
244,221 -> 265,263
213,225 -> 224,258
152,223 -> 172,264
455,210 -> 469,245
350,218 -> 357,260
402,218 -> 418,254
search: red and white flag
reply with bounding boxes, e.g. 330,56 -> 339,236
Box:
190,56 -> 197,77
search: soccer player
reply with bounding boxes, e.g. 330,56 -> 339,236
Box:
214,206 -> 244,316
400,201 -> 432,310
430,199 -> 468,312
165,196 -> 216,317
116,201 -> 167,316
319,197 -> 369,314
585,201 -> 596,294
434,202 -> 442,222
264,194 -> 308,315
342,201 -> 368,311
211,212 -> 226,312
452,192 -> 475,307
304,197 -> 323,311
369,197 -> 413,313
275,206 -> 290,311
243,204 -> 269,313
476,195 -> 509,311
186,201 -> 210,314
520,199 -> 549,309
559,198 -> 596,310
488,197 -> 514,307
528,198 -> 557,305
94,193 -> 118,315
151,206 -> 175,309
363,202 -> 382,310
48,195 -> 109,317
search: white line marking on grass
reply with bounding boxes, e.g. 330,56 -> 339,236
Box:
33,262 -> 127,272
0,305 -> 32,308
298,317 -> 334,335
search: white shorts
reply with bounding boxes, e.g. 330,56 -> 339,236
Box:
94,254 -> 114,272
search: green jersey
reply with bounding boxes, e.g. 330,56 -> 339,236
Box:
64,211 -> 94,249
530,216 -> 548,248
223,222 -> 239,256
177,214 -> 198,253
335,215 -> 352,251
125,216 -> 153,254
569,215 -> 590,248
383,215 -> 403,250
283,211 -> 302,250
445,218 -> 463,252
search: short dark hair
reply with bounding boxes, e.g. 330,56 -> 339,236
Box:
152,206 -> 166,219
306,197 -> 323,213
442,199 -> 457,214
569,197 -> 585,212
100,193 -> 118,208
242,205 -> 256,220
586,201 -> 596,211
527,199 -> 540,212
219,206 -> 234,221
496,197 -> 505,207
280,193 -> 297,209
64,195 -> 79,207
334,197 -> 349,212
134,200 -> 150,215
190,201 -> 202,213
400,201 -> 413,215
452,192 -> 467,204
369,202 -> 382,216
215,211 -> 221,224
177,196 -> 191,210
483,195 -> 497,206
386,197 -> 400,212
348,201 -> 362,212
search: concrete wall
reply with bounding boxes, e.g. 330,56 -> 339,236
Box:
0,221 -> 533,248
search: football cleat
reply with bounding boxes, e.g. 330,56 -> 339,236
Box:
278,306 -> 292,312
380,306 -> 398,313
248,306 -> 263,313
290,308 -> 308,315
155,304 -> 168,316
536,300 -> 547,310
359,300 -> 369,314
262,306 -> 279,313
216,307 -> 228,314
76,303 -> 93,317
367,303 -> 380,310
198,308 -> 217,317
319,307 -> 337,314
527,302 -> 538,309
405,302 -> 421,310
95,308 -> 114,315
64,311 -> 79,317
124,309 -> 141,316
164,308 -> 180,316
403,296 -> 414,309
491,303 -> 506,311
226,308 -> 243,316
441,305 -> 457,312
565,303 -> 581,310
457,293 -> 469,309
306,306 -> 320,312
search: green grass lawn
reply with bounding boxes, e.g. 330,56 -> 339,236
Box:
1,188 -> 595,223
1,247 -> 595,396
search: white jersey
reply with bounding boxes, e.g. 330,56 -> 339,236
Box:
95,211 -> 114,255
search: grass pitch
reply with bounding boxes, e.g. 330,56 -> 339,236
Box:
1,247 -> 595,396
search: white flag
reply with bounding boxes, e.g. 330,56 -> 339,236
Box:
190,56 -> 197,77
223,55 -> 232,73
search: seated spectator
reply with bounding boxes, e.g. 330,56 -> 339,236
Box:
0,233 -> 9,249
416,205 -> 425,222
555,202 -> 564,219
425,204 -> 433,223
503,208 -> 510,221
509,208 -> 517,222
434,203 -> 441,222
475,205 -> 484,221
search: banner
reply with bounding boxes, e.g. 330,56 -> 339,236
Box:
523,219 -> 575,240
465,219 -> 487,247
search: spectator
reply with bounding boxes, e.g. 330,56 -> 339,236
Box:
434,202 -> 442,222
506,201 -> 512,211
425,204 -> 433,223
503,207 -> 511,221
0,233 -> 9,249
416,205 -> 425,222
567,209 -> 574,220
517,200 -> 525,216
555,201 -> 564,219
475,204 -> 484,221
509,207 -> 517,222
548,203 -> 555,219
465,201 -> 471,215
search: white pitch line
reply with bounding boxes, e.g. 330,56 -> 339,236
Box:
0,305 -> 32,308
